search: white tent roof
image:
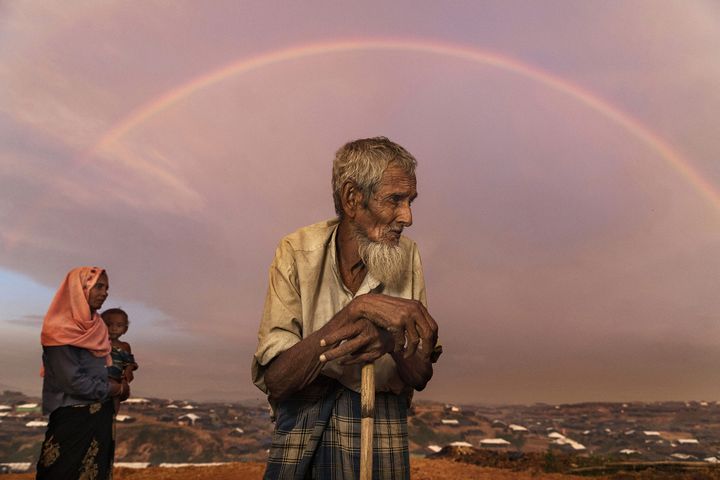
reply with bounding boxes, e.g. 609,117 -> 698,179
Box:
115,462 -> 150,469
677,438 -> 699,444
25,420 -> 48,428
480,438 -> 511,446
449,441 -> 474,447
179,413 -> 201,421
509,424 -> 528,432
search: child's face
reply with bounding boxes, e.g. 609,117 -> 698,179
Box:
104,313 -> 128,340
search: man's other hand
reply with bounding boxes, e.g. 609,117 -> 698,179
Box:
319,318 -> 395,364
321,293 -> 438,359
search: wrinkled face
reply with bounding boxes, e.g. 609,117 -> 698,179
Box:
104,313 -> 128,340
354,164 -> 417,245
87,272 -> 109,312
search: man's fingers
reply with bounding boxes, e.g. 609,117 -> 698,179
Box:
414,307 -> 436,351
418,304 -> 439,352
362,311 -> 392,331
401,302 -> 436,356
403,320 -> 420,358
319,322 -> 362,348
320,334 -> 370,363
392,331 -> 405,353
340,351 -> 382,365
351,294 -> 438,358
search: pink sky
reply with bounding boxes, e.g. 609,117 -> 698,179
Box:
1,1 -> 719,403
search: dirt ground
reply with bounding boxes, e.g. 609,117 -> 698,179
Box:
4,458 -> 596,479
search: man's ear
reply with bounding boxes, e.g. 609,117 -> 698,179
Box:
340,181 -> 363,219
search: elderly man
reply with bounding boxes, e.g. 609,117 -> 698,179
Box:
252,137 -> 440,480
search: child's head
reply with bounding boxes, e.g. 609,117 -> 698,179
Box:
102,308 -> 129,340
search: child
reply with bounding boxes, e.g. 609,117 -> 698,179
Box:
101,308 -> 138,412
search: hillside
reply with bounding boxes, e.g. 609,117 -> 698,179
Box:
5,390 -> 720,477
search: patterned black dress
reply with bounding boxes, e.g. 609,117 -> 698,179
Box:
36,345 -> 115,480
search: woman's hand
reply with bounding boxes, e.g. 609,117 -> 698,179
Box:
109,378 -> 131,401
119,380 -> 130,401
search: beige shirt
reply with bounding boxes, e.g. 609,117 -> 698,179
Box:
252,218 -> 427,395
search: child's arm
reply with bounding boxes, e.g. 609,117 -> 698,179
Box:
124,342 -> 138,370
123,366 -> 135,383
121,341 -> 138,382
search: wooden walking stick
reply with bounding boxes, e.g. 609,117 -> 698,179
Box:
360,362 -> 375,480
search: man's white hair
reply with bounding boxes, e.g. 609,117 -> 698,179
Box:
332,137 -> 417,217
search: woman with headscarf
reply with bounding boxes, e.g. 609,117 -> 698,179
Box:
36,267 -> 129,480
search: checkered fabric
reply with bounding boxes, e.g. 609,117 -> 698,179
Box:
264,380 -> 409,480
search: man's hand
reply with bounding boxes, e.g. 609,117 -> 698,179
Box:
336,293 -> 438,358
265,294 -> 438,400
319,318 -> 395,365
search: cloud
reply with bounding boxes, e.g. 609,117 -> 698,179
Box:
2,314 -> 43,328
1,2 -> 719,403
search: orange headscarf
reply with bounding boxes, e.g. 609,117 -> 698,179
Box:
40,267 -> 111,360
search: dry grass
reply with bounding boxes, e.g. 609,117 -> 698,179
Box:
4,458 -> 596,479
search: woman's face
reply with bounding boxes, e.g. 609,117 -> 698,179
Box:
88,271 -> 109,313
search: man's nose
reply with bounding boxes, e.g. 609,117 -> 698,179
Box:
397,202 -> 412,227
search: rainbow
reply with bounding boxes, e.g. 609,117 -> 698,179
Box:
91,38 -> 719,212
5,38 -> 717,251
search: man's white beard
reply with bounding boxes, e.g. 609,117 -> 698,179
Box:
355,226 -> 408,288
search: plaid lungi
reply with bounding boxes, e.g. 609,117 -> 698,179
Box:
264,377 -> 409,480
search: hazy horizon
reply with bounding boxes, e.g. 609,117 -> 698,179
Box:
1,1 -> 719,405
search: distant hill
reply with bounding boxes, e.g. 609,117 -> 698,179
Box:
5,390 -> 720,478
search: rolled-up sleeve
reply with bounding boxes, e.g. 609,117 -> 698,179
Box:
251,240 -> 304,393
